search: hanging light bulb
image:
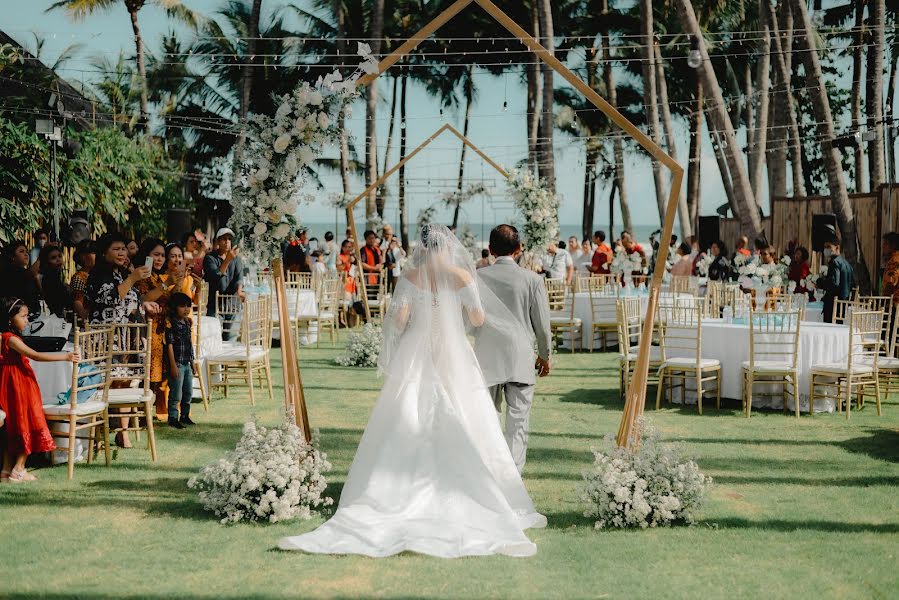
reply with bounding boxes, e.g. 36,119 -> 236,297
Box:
687,36 -> 702,69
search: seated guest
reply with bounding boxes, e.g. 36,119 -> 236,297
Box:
734,235 -> 751,259
70,240 -> 96,322
881,232 -> 899,304
669,243 -> 694,277
38,244 -> 71,318
707,241 -> 731,281
788,246 -> 814,299
203,228 -> 244,340
2,241 -> 41,317
758,242 -> 776,266
816,236 -> 855,323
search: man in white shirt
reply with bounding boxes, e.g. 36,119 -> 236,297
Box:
322,231 -> 338,272
543,241 -> 574,285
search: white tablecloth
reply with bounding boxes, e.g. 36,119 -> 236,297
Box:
195,316 -> 222,398
270,289 -> 318,345
664,320 -> 849,412
33,343 -> 74,404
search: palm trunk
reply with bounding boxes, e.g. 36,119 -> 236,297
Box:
234,0 -> 262,160
526,3 -> 541,173
656,42 -> 692,237
851,0 -> 867,192
452,68 -> 475,230
676,0 -> 763,239
378,75 -> 399,216
887,50 -> 899,184
712,130 -> 737,212
744,61 -> 756,190
365,0 -> 385,220
687,79 -> 703,229
869,0 -> 887,190
582,146 -> 598,240
640,0 -> 667,223
127,4 -> 148,122
398,72 -> 409,252
335,0 -> 351,195
750,17 -> 770,203
791,0 -> 870,291
537,0 -> 555,190
600,0 -> 631,233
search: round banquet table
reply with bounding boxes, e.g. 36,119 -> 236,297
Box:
269,289 -> 318,345
32,343 -> 82,464
662,319 -> 849,413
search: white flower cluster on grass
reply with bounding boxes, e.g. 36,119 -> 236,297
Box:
579,419 -> 711,529
335,323 -> 383,368
507,169 -> 561,252
187,421 -> 333,524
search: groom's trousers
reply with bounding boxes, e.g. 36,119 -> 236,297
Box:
489,382 -> 535,474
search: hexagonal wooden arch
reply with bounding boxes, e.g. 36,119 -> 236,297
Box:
353,0 -> 684,448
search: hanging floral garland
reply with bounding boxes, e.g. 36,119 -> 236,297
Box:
229,45 -> 378,261
506,168 -> 560,252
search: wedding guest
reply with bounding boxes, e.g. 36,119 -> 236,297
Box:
382,226 -> 398,290
296,229 -> 311,255
125,238 -> 139,267
134,238 -> 171,418
322,231 -> 338,272
669,242 -> 694,277
568,236 -> 582,262
687,235 -> 704,275
284,239 -> 311,273
70,240 -> 96,322
2,241 -> 41,317
881,232 -> 899,304
816,236 -> 855,323
360,230 -> 383,287
28,229 -> 49,266
165,292 -> 198,429
788,246 -> 814,299
476,248 -> 492,269
380,224 -> 396,253
735,235 -> 751,259
182,230 -> 206,277
576,239 -> 594,274
543,241 -> 573,284
0,296 -> 78,483
707,241 -> 731,281
587,230 -> 612,276
203,228 -> 244,340
37,244 -> 70,318
387,238 -> 406,292
337,239 -> 358,327
758,243 -> 776,266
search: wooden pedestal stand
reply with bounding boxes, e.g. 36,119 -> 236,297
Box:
272,257 -> 311,442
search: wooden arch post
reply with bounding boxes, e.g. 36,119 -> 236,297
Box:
353,0 -> 684,448
345,122 -> 509,321
272,257 -> 311,441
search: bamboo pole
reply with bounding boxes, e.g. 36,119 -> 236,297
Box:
272,257 -> 310,441
352,0 -> 683,448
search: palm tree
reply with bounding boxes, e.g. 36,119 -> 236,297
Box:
639,0 -> 667,223
47,0 -> 199,122
89,52 -> 142,129
537,0 -> 555,191
366,0 -> 385,221
868,0 -> 887,189
25,32 -> 84,73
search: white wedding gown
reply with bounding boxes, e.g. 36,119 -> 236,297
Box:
279,267 -> 547,558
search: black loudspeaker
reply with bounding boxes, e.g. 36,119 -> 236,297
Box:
62,208 -> 90,246
811,213 -> 838,252
697,216 -> 721,251
166,208 -> 192,245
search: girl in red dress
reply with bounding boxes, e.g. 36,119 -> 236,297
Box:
0,297 -> 78,483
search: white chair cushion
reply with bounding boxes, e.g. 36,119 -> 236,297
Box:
44,398 -> 106,416
876,357 -> 899,370
661,357 -> 720,369
207,345 -> 267,361
741,360 -> 796,374
810,362 -> 874,375
107,388 -> 154,405
550,316 -> 582,325
316,311 -> 336,320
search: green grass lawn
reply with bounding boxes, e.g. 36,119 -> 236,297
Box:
2,334 -> 898,599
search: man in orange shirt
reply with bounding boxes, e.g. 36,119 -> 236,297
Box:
735,236 -> 751,258
587,230 -> 613,275
359,230 -> 383,286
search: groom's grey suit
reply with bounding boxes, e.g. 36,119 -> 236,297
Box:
476,256 -> 552,473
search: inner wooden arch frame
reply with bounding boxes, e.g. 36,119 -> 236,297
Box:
351,0 -> 683,448
345,122 -> 510,321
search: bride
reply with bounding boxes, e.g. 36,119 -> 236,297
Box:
279,224 -> 546,558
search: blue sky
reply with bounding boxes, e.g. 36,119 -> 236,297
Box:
1,0 -> 871,234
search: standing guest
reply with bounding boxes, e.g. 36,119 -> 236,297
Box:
587,230 -> 613,276
70,240 -> 96,323
575,239 -> 594,274
788,246 -> 814,299
735,236 -> 751,259
360,230 -> 383,287
476,248 -> 492,269
182,231 -> 207,278
816,237 -> 855,323
758,243 -> 776,265
296,229 -> 311,255
310,249 -> 329,289
203,228 -> 244,340
337,239 -> 358,327
165,292 -> 198,429
380,224 -> 396,252
322,231 -> 338,272
3,241 -> 41,317
881,232 -> 899,304
568,236 -> 582,262
37,244 -> 70,317
543,241 -> 573,284
687,235 -> 704,275
386,238 -> 406,292
707,241 -> 731,281
0,297 -> 78,483
669,242 -> 694,276
284,238 -> 311,273
381,226 -> 397,290
133,239 -> 170,418
28,229 -> 49,266
86,233 -> 153,448
345,228 -> 353,242
125,238 -> 139,268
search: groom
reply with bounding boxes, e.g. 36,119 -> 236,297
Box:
476,224 -> 552,473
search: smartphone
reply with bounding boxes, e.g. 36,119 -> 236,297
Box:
144,256 -> 154,271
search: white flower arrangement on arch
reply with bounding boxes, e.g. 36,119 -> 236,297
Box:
507,169 -> 560,252
229,45 -> 377,262
579,419 -> 711,529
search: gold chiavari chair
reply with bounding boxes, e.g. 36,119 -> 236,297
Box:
655,298 -> 721,414
616,297 -> 660,400
809,309 -> 882,418
588,285 -> 619,351
741,308 -> 802,418
287,271 -> 313,289
833,297 -> 866,325
876,308 -> 899,405
706,280 -> 725,318
43,327 -> 113,480
313,277 -> 342,347
547,279 -> 582,351
206,296 -> 274,406
361,268 -> 387,322
215,292 -> 244,342
670,275 -> 699,296
192,282 -> 210,411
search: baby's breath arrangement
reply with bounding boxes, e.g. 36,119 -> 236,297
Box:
579,419 -> 711,529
